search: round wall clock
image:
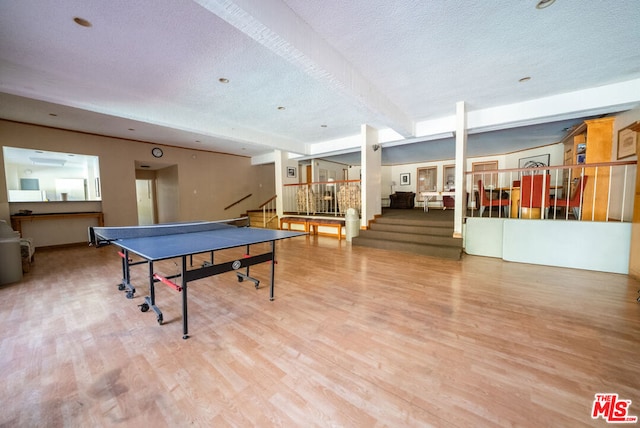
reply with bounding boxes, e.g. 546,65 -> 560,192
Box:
152,147 -> 163,158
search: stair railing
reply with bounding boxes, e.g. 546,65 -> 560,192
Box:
258,195 -> 278,227
224,193 -> 252,211
283,180 -> 361,216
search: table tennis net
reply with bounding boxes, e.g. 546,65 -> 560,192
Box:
89,217 -> 249,245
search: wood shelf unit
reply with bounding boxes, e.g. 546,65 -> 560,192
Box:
562,117 -> 614,221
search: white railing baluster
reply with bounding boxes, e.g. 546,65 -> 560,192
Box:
606,165 -> 612,222
621,165 -> 628,222
590,167 -> 597,221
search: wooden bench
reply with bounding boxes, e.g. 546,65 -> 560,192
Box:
279,216 -> 309,232
307,218 -> 345,241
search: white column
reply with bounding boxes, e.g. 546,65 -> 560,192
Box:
360,124 -> 381,227
454,102 -> 467,238
274,150 -> 285,217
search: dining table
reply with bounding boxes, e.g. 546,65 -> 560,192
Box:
420,191 -> 455,212
494,185 -> 563,218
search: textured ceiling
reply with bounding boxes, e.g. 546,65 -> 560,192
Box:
1,0 -> 639,166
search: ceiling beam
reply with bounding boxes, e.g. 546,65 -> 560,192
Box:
193,0 -> 415,138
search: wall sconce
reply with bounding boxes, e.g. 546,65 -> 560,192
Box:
372,144 -> 380,152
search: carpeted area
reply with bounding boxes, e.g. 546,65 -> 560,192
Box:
353,208 -> 462,260
381,207 -> 454,222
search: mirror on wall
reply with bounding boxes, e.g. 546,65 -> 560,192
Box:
3,146 -> 101,202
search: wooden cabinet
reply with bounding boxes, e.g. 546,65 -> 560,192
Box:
562,117 -> 614,221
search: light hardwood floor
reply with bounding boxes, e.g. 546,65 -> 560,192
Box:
1,236 -> 639,427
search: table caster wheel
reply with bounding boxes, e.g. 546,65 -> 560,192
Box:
237,275 -> 243,283
254,282 -> 260,289
157,316 -> 163,325
139,303 -> 149,312
182,335 -> 189,340
118,284 -> 125,291
125,291 -> 134,299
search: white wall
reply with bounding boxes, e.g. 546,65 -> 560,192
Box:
347,165 -> 361,181
312,159 -> 348,182
466,217 -> 632,274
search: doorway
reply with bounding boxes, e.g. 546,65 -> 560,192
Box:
136,178 -> 156,225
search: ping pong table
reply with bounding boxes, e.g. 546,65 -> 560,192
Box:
90,217 -> 305,339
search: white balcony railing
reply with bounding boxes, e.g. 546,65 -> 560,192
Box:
279,162 -> 636,222
283,180 -> 361,216
467,161 -> 636,221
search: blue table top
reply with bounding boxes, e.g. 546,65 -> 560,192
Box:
114,227 -> 305,261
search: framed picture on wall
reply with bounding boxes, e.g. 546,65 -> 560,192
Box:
286,166 -> 297,178
617,123 -> 638,159
518,153 -> 550,175
400,173 -> 410,185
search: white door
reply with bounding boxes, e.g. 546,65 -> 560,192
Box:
136,179 -> 156,225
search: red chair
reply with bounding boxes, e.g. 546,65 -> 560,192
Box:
520,174 -> 550,219
478,180 -> 509,217
553,175 -> 588,219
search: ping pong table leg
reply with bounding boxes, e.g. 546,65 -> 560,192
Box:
140,261 -> 163,325
270,240 -> 275,301
236,245 -> 260,288
118,250 -> 128,291
149,261 -> 156,306
244,244 -> 250,279
182,256 -> 189,339
119,250 -> 136,299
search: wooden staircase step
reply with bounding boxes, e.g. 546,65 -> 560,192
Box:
352,237 -> 462,260
369,223 -> 453,236
247,210 -> 278,229
373,217 -> 453,228
357,229 -> 460,247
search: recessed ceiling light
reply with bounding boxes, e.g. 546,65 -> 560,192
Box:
277,106 -> 286,110
195,140 -> 201,143
536,0 -> 555,9
73,17 -> 92,27
519,76 -> 531,83
218,78 -> 229,83
49,113 -> 57,117
320,124 -> 327,128
128,128 -> 135,131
